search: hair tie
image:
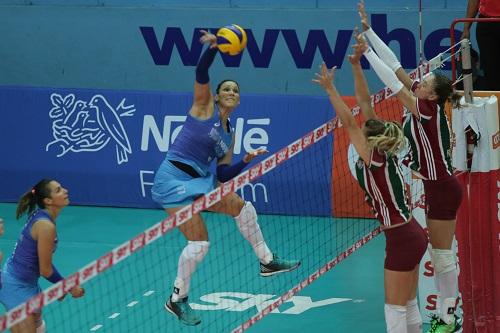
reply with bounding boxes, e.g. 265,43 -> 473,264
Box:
31,188 -> 36,195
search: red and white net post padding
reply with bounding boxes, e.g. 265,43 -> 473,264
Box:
452,93 -> 500,333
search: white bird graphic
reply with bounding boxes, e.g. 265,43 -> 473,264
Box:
88,95 -> 132,164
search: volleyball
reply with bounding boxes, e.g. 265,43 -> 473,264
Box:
216,24 -> 247,56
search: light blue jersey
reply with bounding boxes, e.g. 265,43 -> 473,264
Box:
0,209 -> 57,311
5,209 -> 57,284
166,110 -> 233,175
152,109 -> 233,208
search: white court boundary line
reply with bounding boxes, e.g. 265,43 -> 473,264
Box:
0,55 -> 442,331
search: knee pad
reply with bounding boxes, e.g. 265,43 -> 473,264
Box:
406,298 -> 422,326
183,241 -> 210,263
384,304 -> 407,332
430,248 -> 456,275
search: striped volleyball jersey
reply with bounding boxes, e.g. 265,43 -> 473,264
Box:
5,210 -> 58,284
402,81 -> 453,180
355,150 -> 411,227
166,108 -> 233,176
479,0 -> 500,17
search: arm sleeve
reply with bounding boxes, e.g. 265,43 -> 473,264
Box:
363,48 -> 404,94
217,160 -> 248,182
363,28 -> 402,72
46,265 -> 64,284
195,47 -> 218,84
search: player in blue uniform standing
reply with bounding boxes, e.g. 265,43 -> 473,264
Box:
0,179 -> 85,333
152,30 -> 300,326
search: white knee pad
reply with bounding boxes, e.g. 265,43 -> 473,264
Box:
406,298 -> 422,332
183,241 -> 210,263
36,319 -> 46,333
384,304 -> 407,333
430,248 -> 456,275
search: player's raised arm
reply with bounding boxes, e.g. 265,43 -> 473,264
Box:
190,30 -> 218,119
349,30 -> 377,121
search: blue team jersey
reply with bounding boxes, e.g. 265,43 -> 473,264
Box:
166,109 -> 233,175
5,210 -> 57,284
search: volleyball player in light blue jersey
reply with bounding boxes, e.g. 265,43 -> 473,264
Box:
152,30 -> 300,326
0,179 -> 84,333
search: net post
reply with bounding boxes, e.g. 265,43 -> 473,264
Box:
460,39 -> 473,103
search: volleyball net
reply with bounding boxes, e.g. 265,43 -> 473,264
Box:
0,51 -> 452,333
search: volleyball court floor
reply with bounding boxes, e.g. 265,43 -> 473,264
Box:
0,203 -> 431,332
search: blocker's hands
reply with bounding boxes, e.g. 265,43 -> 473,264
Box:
313,63 -> 336,92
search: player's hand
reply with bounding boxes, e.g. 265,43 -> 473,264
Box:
243,148 -> 268,163
70,286 -> 85,298
358,0 -> 370,31
349,28 -> 368,64
199,30 -> 218,48
313,63 -> 336,91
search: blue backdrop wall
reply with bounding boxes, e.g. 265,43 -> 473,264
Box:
0,87 -> 333,215
0,1 -> 469,95
0,1 -> 471,213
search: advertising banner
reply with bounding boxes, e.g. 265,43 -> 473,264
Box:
0,86 -> 333,216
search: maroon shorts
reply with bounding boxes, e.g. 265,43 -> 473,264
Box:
384,218 -> 428,272
423,175 -> 463,220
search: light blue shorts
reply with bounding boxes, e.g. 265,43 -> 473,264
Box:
152,159 -> 216,208
0,269 -> 41,311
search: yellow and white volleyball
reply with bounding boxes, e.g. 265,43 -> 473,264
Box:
216,24 -> 248,56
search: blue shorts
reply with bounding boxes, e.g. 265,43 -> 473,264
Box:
0,269 -> 41,311
152,159 -> 216,208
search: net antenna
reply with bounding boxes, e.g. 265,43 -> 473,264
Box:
418,0 -> 424,80
459,39 -> 474,103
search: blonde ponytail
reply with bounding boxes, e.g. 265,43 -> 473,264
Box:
366,121 -> 406,156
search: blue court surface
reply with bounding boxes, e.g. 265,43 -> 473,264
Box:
0,203 -> 431,332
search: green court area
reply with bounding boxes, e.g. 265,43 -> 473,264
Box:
0,203 -> 430,332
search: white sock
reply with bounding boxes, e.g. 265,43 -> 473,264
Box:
437,269 -> 458,324
406,298 -> 422,333
385,303 -> 408,333
235,202 -> 273,264
171,241 -> 209,302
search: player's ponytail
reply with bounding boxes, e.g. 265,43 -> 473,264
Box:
16,179 -> 54,219
365,119 -> 406,156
